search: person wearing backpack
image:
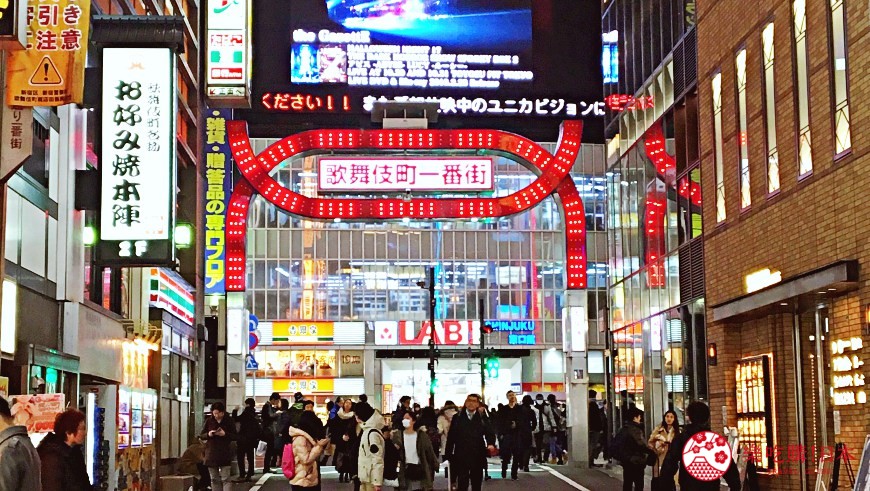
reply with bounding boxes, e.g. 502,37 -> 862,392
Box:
355,402 -> 386,491
533,394 -> 556,463
612,407 -> 652,491
288,392 -> 306,428
287,411 -> 330,490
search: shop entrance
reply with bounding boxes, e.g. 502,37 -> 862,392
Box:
793,305 -> 836,490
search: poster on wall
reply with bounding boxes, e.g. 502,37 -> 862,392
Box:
9,394 -> 64,433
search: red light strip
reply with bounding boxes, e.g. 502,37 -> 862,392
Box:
224,122 -> 587,291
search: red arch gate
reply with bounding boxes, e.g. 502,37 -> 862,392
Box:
223,120 -> 588,292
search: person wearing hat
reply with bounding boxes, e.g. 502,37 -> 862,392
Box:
354,402 -> 386,491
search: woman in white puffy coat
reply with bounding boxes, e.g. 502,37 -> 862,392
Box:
355,403 -> 385,491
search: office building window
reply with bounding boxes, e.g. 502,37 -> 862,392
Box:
828,0 -> 851,155
793,0 -> 813,177
761,23 -> 780,194
735,49 -> 750,209
712,73 -> 725,223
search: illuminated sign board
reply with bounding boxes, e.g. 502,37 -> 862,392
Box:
289,1 -> 533,90
205,0 -> 250,103
203,109 -> 232,295
832,337 -> 866,406
744,268 -> 782,293
245,0 -> 606,141
602,30 -> 618,84
485,320 -> 535,332
317,157 -> 493,193
98,48 -> 176,266
375,321 -> 482,346
147,268 -> 194,326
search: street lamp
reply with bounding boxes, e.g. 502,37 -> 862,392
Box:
417,266 -> 436,407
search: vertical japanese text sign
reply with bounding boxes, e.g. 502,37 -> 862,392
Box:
5,0 -> 89,105
99,48 -> 176,264
203,108 -> 232,294
206,0 -> 250,101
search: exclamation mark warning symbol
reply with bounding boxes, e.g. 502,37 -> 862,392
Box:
29,56 -> 63,85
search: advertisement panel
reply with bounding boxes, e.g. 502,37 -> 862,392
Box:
5,0 -> 90,105
318,157 -> 493,193
241,0 -> 605,141
98,48 -> 176,265
10,393 -> 65,433
203,109 -> 232,295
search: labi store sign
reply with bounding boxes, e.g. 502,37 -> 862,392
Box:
374,321 -> 482,346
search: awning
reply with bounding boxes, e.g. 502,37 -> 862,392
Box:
711,260 -> 859,322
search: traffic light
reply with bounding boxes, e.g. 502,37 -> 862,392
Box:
430,377 -> 439,392
485,357 -> 500,378
481,322 -> 494,334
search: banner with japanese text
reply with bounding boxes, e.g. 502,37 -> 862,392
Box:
5,0 -> 89,105
203,108 -> 232,295
9,393 -> 65,433
98,48 -> 176,266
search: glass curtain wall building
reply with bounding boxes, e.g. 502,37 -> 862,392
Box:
603,0 -> 707,432
244,140 -> 609,407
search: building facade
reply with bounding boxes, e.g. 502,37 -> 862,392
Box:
242,140 -> 610,414
697,0 -> 867,487
603,0 -> 708,436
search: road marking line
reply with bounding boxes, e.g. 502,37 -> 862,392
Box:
249,472 -> 273,490
542,466 -> 593,491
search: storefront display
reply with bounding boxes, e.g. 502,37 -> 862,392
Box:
118,387 -> 157,450
251,349 -> 337,378
736,355 -> 775,472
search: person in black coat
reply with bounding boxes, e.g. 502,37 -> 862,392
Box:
233,398 -> 261,482
659,402 -> 740,491
518,395 -> 537,472
588,390 -> 605,466
391,396 -> 412,430
497,391 -> 528,480
616,407 -> 649,491
261,392 -> 281,473
37,409 -> 90,491
200,402 -> 238,490
444,394 -> 496,491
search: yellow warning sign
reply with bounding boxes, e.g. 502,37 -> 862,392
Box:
5,0 -> 90,106
29,57 -> 63,85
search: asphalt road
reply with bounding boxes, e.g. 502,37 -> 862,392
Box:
223,461 -> 625,491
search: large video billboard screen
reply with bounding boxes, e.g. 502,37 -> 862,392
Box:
239,0 -> 603,142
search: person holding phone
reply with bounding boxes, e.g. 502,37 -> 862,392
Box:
200,402 -> 237,491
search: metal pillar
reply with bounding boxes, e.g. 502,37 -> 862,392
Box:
564,289 -> 590,468
427,266 -> 436,408
479,298 -> 486,402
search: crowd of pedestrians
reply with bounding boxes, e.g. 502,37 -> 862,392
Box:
608,400 -> 748,491
179,390 -> 571,491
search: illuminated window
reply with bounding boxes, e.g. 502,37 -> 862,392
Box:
761,23 -> 780,193
828,0 -> 851,155
712,73 -> 725,223
793,0 -> 813,177
735,49 -> 750,209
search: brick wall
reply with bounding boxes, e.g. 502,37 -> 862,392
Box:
697,0 -> 869,487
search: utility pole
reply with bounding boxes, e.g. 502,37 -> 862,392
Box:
427,266 -> 436,408
479,298 -> 486,402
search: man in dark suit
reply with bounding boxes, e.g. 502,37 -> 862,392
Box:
445,394 -> 497,491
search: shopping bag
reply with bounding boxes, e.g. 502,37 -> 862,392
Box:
282,444 -> 296,479
445,460 -> 453,491
256,440 -> 268,456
